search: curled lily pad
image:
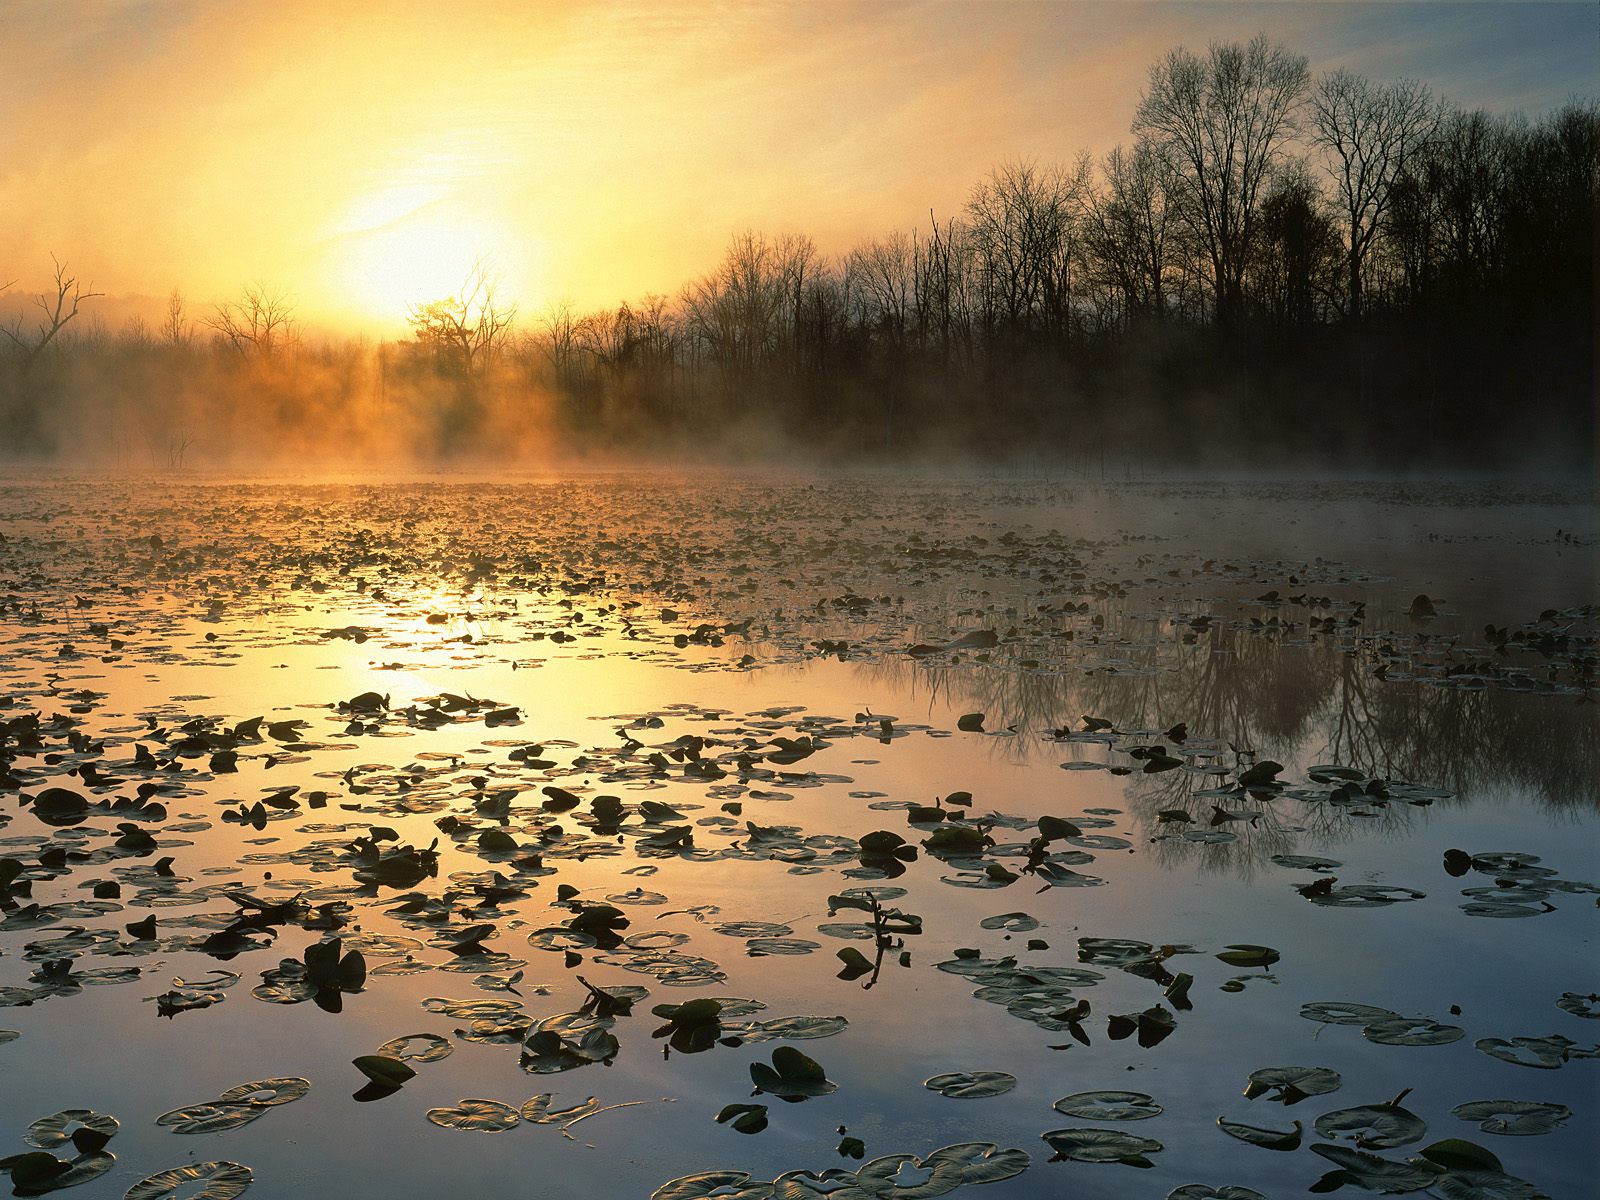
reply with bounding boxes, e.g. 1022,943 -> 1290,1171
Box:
1314,1100 -> 1427,1148
714,1103 -> 768,1135
352,1055 -> 416,1088
1363,1017 -> 1465,1046
215,1078 -> 309,1107
23,1111 -> 120,1151
123,1161 -> 253,1200
750,1046 -> 836,1099
1243,1066 -> 1341,1105
375,1033 -> 453,1063
520,1094 -> 598,1124
3,1149 -> 115,1194
425,1098 -> 521,1132
1215,945 -> 1279,968
1308,1143 -> 1439,1192
1451,1099 -> 1571,1136
1215,1117 -> 1302,1150
1051,1091 -> 1162,1120
923,1071 -> 1016,1099
1041,1127 -> 1161,1167
1167,1189 -> 1266,1200
154,1104 -> 265,1135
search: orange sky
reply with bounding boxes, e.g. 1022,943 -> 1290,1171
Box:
2,1 -> 1592,333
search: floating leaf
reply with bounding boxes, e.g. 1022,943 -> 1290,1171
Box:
375,1034 -> 452,1063
713,1103 -> 768,1134
425,1098 -> 521,1132
1052,1091 -> 1162,1120
23,1111 -> 119,1152
1314,1100 -> 1427,1148
1243,1066 -> 1341,1105
123,1161 -> 253,1200
1216,1117 -> 1302,1151
923,1071 -> 1017,1099
214,1078 -> 309,1107
351,1055 -> 416,1089
1363,1017 -> 1465,1046
154,1104 -> 265,1135
749,1046 -> 836,1099
1451,1099 -> 1571,1136
1215,944 -> 1279,968
1474,1034 -> 1598,1069
1041,1127 -> 1161,1167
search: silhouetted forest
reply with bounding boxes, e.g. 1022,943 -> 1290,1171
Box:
2,35 -> 1594,471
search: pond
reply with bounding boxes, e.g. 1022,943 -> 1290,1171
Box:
0,473 -> 1594,1200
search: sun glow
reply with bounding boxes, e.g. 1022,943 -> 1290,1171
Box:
326,185 -> 531,326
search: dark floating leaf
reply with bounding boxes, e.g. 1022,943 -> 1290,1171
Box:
1314,1098 -> 1428,1149
352,1055 -> 416,1089
1243,1066 -> 1342,1105
749,1046 -> 837,1100
713,1103 -> 768,1135
1042,1127 -> 1162,1167
1450,1099 -> 1571,1136
1216,1117 -> 1302,1151
1051,1091 -> 1162,1121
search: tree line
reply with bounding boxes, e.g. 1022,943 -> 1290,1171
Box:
2,34 -> 1594,470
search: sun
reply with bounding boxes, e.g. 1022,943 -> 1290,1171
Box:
325,185 -> 527,326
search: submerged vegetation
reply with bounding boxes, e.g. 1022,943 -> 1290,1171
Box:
0,36 -> 1594,470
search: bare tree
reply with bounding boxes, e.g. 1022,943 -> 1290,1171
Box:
161,290 -> 193,350
1086,142 -> 1176,325
205,284 -> 297,357
1311,69 -> 1435,318
1133,34 -> 1310,327
0,256 -> 104,367
964,159 -> 1088,347
407,260 -> 516,380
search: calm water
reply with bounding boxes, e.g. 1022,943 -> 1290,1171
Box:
0,474 -> 1594,1200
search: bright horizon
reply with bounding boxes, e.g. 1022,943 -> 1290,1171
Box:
3,0 -> 1593,336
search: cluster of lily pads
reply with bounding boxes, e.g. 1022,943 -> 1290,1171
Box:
0,477 -> 1593,1199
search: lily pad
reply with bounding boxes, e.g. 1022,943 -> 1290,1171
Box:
750,1046 -> 836,1099
23,1111 -> 120,1151
1051,1091 -> 1162,1120
1215,1117 -> 1302,1151
1041,1127 -> 1161,1167
1243,1065 -> 1342,1105
1450,1099 -> 1571,1136
923,1071 -> 1017,1099
123,1161 -> 254,1200
425,1098 -> 521,1132
1314,1101 -> 1428,1148
215,1078 -> 309,1107
154,1104 -> 265,1135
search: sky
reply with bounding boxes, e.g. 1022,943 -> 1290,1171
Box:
1,0 -> 1593,333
